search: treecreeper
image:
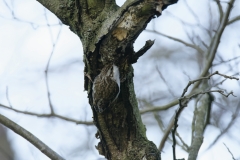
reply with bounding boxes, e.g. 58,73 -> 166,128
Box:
92,64 -> 120,113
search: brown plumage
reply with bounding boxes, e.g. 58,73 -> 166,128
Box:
92,64 -> 120,113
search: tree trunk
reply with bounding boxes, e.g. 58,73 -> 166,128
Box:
36,0 -> 177,159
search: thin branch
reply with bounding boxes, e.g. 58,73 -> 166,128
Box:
186,89 -> 236,100
138,99 -> 186,152
182,71 -> 239,97
156,66 -> 176,97
172,71 -> 238,159
140,99 -> 178,114
3,0 -> 12,12
6,86 -> 12,108
138,99 -> 185,152
159,114 -> 175,151
153,112 -> 165,132
44,12 -> 63,113
214,0 -> 223,23
1,0 -> 60,29
131,40 -> 154,63
223,143 -> 236,160
145,29 -> 204,54
183,0 -> 200,25
176,131 -> 189,151
0,103 -> 93,125
191,0 -> 235,92
172,123 -> 178,160
142,0 -> 236,118
166,8 -> 213,39
140,71 -> 239,114
213,55 -> 240,66
201,40 -> 209,49
0,114 -> 65,160
207,99 -> 240,150
228,15 -> 240,25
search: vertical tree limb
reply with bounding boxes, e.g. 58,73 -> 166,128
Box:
188,80 -> 213,160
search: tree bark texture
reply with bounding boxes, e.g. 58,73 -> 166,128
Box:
36,0 -> 177,159
188,80 -> 214,160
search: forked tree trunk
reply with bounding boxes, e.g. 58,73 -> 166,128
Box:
36,0 -> 177,159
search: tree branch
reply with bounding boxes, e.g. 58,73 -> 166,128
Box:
180,71 -> 239,97
0,114 -> 65,160
0,103 -> 93,125
228,15 -> 240,25
207,99 -> 240,150
145,29 -> 204,54
44,10 -> 63,114
36,0 -> 77,26
188,80 -> 213,160
176,131 -> 189,151
171,71 -> 238,159
131,40 -> 154,63
214,0 -> 223,22
140,71 -> 239,114
191,0 -> 236,92
159,114 -> 174,151
140,99 -> 178,114
223,143 -> 237,160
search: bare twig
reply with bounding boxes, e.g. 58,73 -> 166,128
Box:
207,99 -> 240,150
183,0 -> 200,24
143,70 -> 238,153
131,40 -> 155,63
6,86 -> 12,108
214,0 -> 223,22
141,0 -> 236,116
182,71 -> 238,97
138,99 -> 186,152
44,10 -> 63,113
184,90 -> 236,100
228,15 -> 240,25
223,143 -> 236,160
213,56 -> 240,66
0,114 -> 65,160
176,131 -> 189,151
0,103 -> 93,125
142,4 -> 238,114
140,99 -> 178,114
1,0 -> 60,29
153,112 -> 165,132
156,66 -> 176,97
191,0 -> 235,92
145,29 -> 204,54
159,114 -> 175,151
172,122 -> 178,160
166,9 -> 213,39
172,70 -> 238,159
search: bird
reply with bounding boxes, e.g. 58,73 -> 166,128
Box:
92,64 -> 120,113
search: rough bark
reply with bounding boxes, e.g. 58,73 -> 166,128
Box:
36,0 -> 177,159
